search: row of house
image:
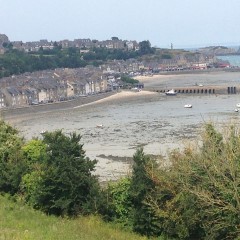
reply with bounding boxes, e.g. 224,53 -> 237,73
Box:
0,69 -> 108,108
99,54 -> 217,74
9,38 -> 139,53
0,33 -> 140,54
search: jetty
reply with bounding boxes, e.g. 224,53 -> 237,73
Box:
146,85 -> 240,95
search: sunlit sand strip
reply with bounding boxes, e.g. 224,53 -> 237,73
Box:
133,74 -> 175,82
73,90 -> 157,109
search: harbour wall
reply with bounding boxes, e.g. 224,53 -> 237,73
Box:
146,85 -> 240,95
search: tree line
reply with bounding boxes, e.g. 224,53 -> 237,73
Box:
1,120 -> 238,239
0,40 -> 155,79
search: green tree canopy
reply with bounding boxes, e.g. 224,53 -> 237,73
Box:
138,40 -> 155,55
129,148 -> 160,237
144,123 -> 240,239
21,130 -> 101,216
0,120 -> 26,194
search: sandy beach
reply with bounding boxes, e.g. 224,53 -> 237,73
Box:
134,74 -> 171,82
73,90 -> 158,109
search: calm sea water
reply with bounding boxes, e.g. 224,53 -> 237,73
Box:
218,55 -> 240,67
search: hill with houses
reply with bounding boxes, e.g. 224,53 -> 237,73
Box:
0,33 -> 238,108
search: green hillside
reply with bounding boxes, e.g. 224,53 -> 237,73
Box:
0,195 -> 148,240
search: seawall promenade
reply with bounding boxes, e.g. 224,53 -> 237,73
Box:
1,92 -> 115,120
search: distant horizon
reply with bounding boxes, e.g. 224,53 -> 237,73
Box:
4,34 -> 240,51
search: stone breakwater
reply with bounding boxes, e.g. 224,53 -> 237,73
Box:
1,92 -> 115,121
146,85 -> 240,95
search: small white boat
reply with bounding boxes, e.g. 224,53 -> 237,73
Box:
184,104 -> 192,108
235,108 -> 239,112
165,89 -> 177,96
131,87 -> 141,92
96,124 -> 103,128
195,83 -> 204,87
236,103 -> 240,108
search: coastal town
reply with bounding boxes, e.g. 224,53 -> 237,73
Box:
2,0 -> 240,238
0,33 -> 239,108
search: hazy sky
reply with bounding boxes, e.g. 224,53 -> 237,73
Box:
1,0 -> 239,48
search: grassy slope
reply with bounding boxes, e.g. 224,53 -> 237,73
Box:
0,195 -> 148,240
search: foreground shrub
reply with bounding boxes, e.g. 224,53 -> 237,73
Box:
0,120 -> 27,194
103,149 -> 161,236
104,124 -> 240,239
147,123 -> 240,239
21,130 -> 101,216
129,148 -> 161,237
104,177 -> 133,228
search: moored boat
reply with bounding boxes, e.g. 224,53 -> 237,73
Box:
184,104 -> 192,108
165,89 -> 177,96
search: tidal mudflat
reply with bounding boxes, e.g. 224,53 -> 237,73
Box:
5,71 -> 240,182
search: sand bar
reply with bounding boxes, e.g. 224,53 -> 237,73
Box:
73,90 -> 157,109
